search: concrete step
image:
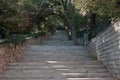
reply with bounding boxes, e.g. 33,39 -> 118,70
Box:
46,61 -> 102,65
0,74 -> 65,79
7,65 -> 106,70
6,66 -> 108,71
8,64 -> 105,68
61,72 -> 111,77
0,31 -> 114,80
19,60 -> 97,62
41,41 -> 74,43
23,52 -> 90,56
0,78 -> 114,80
21,54 -> 95,58
22,55 -> 93,58
9,61 -> 103,66
25,50 -> 88,53
2,69 -> 109,74
0,72 -> 111,78
26,46 -> 87,51
3,69 -> 108,73
9,62 -> 103,66
41,41 -> 75,46
19,57 -> 96,61
19,60 -> 103,65
67,78 -> 114,80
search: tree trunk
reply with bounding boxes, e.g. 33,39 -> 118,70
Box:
90,11 -> 96,37
90,12 -> 96,29
71,26 -> 78,45
60,0 -> 78,44
32,0 -> 46,25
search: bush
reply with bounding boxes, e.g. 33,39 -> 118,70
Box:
0,25 -> 8,38
0,30 -> 47,45
8,35 -> 26,44
27,31 -> 46,38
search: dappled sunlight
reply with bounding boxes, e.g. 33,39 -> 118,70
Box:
46,60 -> 87,79
0,0 -> 119,80
67,78 -> 104,80
88,20 -> 120,79
46,60 -> 67,68
67,78 -> 86,80
52,65 -> 66,68
62,73 -> 83,76
47,61 -> 68,70
46,61 -> 59,64
114,21 -> 120,31
57,69 -> 70,71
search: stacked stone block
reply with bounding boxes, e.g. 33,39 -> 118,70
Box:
87,20 -> 120,79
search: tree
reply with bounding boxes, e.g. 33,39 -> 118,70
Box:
0,0 -> 31,38
73,0 -> 120,39
60,0 -> 79,44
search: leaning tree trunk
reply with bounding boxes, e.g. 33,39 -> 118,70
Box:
71,26 -> 78,44
91,12 -> 96,29
60,0 -> 78,44
32,0 -> 45,24
89,11 -> 96,38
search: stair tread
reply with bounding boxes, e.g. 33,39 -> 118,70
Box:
0,78 -> 114,80
0,31 -> 114,80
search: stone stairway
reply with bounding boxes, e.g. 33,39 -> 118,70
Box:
41,31 -> 74,46
0,31 -> 114,80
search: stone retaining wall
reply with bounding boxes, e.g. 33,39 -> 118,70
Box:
0,32 -> 51,73
87,20 -> 120,79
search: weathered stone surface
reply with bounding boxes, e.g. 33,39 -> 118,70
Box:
0,32 -> 51,73
88,20 -> 120,79
0,31 -> 114,80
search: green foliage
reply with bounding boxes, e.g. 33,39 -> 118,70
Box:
27,31 -> 46,38
73,0 -> 120,40
0,35 -> 26,45
0,25 -> 8,34
8,35 -> 26,44
0,0 -> 119,41
0,0 -> 32,38
0,31 -> 47,45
